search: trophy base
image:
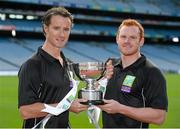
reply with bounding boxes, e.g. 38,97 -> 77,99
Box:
80,100 -> 105,105
78,89 -> 104,105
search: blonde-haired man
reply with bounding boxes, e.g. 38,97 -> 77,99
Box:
98,19 -> 168,128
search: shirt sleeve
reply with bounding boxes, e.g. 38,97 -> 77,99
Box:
18,59 -> 41,108
143,67 -> 168,111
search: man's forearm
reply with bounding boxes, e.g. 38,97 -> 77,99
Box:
119,104 -> 166,125
19,102 -> 58,119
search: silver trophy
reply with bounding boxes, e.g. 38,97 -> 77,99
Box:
77,62 -> 105,105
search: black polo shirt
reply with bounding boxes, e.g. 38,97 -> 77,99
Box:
102,55 -> 168,128
18,47 -> 72,128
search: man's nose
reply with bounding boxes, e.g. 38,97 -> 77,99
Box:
124,37 -> 130,43
59,29 -> 65,37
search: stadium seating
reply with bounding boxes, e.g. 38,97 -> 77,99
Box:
0,60 -> 18,71
0,0 -> 180,74
4,0 -> 180,16
0,37 -> 180,73
141,44 -> 180,71
1,19 -> 179,39
0,38 -> 33,69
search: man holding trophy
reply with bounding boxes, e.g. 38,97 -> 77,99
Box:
18,6 -> 113,129
98,19 -> 168,128
76,61 -> 113,128
78,62 -> 108,105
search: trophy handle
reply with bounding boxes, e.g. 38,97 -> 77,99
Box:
68,63 -> 84,81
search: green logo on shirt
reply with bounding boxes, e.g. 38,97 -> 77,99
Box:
122,75 -> 136,87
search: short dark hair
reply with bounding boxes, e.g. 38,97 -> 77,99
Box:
42,7 -> 73,34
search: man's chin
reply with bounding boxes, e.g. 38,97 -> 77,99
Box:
55,44 -> 66,49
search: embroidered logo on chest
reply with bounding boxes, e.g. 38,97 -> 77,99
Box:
121,75 -> 136,93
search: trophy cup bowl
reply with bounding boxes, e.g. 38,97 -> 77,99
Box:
78,62 -> 105,105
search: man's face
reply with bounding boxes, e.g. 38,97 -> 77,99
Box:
116,25 -> 144,56
44,15 -> 71,49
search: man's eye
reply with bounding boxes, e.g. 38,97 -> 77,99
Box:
120,35 -> 126,38
130,36 -> 137,40
54,27 -> 60,30
64,28 -> 70,32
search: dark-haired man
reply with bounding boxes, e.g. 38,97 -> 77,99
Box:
18,7 -> 103,128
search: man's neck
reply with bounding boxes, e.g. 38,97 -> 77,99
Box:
121,53 -> 141,69
42,42 -> 61,59
42,42 -> 64,66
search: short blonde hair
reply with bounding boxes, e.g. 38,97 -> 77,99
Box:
118,19 -> 144,39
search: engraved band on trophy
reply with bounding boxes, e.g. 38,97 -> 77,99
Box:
77,62 -> 105,105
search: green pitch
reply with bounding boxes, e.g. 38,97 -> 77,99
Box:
0,74 -> 180,128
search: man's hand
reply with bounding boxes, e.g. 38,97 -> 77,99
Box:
69,98 -> 88,113
94,60 -> 114,89
98,99 -> 166,125
104,60 -> 114,79
98,99 -> 122,114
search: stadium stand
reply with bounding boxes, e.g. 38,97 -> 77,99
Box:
2,0 -> 180,16
0,0 -> 180,74
128,0 -> 162,15
1,18 -> 179,39
1,37 -> 180,73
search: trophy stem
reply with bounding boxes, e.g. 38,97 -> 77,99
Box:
86,79 -> 95,90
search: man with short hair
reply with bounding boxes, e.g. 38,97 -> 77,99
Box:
98,19 -> 168,128
18,7 -> 89,128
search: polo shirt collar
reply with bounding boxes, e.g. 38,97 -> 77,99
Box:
115,54 -> 146,70
38,46 -> 67,63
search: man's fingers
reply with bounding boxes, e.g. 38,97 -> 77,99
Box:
104,99 -> 113,103
77,99 -> 88,109
105,60 -> 114,79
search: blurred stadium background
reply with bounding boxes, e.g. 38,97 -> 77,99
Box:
0,0 -> 180,128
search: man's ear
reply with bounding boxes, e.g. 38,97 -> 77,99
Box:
140,37 -> 144,47
116,33 -> 119,43
43,25 -> 48,34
